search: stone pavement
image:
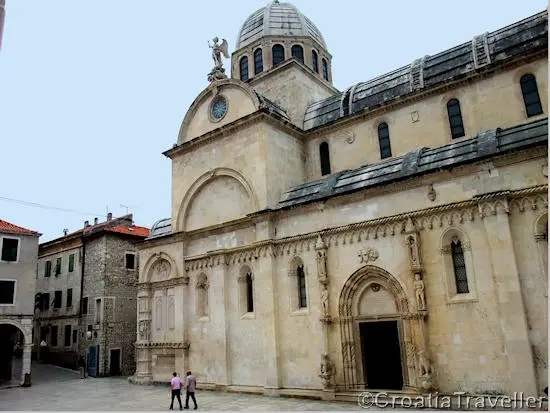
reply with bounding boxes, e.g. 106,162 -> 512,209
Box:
0,363 -> 362,411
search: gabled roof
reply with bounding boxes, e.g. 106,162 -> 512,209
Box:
304,10 -> 548,131
104,225 -> 149,238
279,118 -> 548,208
0,219 -> 39,236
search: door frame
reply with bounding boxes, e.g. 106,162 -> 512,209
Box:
108,347 -> 122,376
354,315 -> 406,390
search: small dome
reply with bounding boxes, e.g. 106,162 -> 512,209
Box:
148,218 -> 171,239
236,1 -> 327,50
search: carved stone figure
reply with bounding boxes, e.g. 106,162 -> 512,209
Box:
414,273 -> 426,310
407,234 -> 422,270
319,353 -> 334,388
320,287 -> 329,316
139,320 -> 150,341
358,248 -> 378,264
155,260 -> 170,279
427,184 -> 437,202
207,37 -> 229,82
417,349 -> 433,377
316,249 -> 328,283
209,37 -> 229,69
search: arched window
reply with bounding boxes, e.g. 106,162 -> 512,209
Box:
319,142 -> 331,176
239,56 -> 249,82
377,122 -> 392,159
272,44 -> 285,66
451,240 -> 469,294
246,273 -> 254,313
520,74 -> 543,117
297,265 -> 307,308
447,99 -> 465,139
254,48 -> 263,75
291,45 -> 304,63
312,50 -> 319,73
322,58 -> 329,80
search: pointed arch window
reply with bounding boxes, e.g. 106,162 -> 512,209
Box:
239,56 -> 249,82
291,45 -> 304,63
254,48 -> 263,75
319,142 -> 331,176
447,99 -> 465,139
272,44 -> 285,66
377,122 -> 392,159
246,273 -> 254,313
451,240 -> 469,294
312,50 -> 319,73
520,74 -> 543,117
322,58 -> 329,80
297,265 -> 307,308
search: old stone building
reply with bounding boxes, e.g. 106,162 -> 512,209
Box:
0,219 -> 40,386
132,1 -> 548,401
35,214 -> 149,377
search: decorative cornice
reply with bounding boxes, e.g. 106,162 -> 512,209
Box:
135,342 -> 187,349
179,185 -> 547,263
138,276 -> 187,290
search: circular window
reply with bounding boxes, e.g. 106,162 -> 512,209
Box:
210,96 -> 228,122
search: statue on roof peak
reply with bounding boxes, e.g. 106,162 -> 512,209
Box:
207,37 -> 230,83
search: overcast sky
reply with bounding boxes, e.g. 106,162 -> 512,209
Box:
0,0 -> 546,242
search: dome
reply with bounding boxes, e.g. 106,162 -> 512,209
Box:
236,1 -> 327,50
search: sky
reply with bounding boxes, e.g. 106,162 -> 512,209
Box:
0,0 -> 547,243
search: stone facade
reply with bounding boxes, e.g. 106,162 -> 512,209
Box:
35,215 -> 148,376
0,220 -> 40,385
131,1 -> 548,402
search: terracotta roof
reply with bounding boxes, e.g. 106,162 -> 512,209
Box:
0,219 -> 39,236
104,225 -> 150,238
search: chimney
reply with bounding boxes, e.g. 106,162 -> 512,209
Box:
63,228 -> 68,236
84,220 -> 90,228
94,217 -> 99,225
107,212 -> 112,221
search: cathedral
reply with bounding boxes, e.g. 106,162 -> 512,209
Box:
131,1 -> 548,401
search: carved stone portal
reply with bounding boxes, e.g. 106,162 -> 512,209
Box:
358,248 -> 378,264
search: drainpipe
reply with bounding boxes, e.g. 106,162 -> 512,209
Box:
78,242 -> 86,355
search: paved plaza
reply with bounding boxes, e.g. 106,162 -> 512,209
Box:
0,363 -> 361,411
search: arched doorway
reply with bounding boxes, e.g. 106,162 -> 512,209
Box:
0,323 -> 25,383
338,265 -> 418,390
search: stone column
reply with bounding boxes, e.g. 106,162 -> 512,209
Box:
134,288 -> 152,383
534,232 -> 548,297
479,201 -> 537,395
21,343 -> 32,386
315,235 -> 335,398
258,245 -> 281,395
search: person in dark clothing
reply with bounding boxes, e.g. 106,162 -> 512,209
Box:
170,372 -> 184,410
184,371 -> 198,410
78,355 -> 87,379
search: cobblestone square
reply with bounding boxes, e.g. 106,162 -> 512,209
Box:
0,363 -> 361,411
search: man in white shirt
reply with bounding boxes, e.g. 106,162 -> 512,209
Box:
170,372 -> 184,410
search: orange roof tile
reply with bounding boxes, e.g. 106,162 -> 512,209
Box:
104,225 -> 149,238
0,219 -> 39,236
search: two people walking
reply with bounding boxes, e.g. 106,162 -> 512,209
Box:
170,371 -> 197,410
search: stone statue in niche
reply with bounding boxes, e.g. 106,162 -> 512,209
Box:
139,320 -> 150,341
155,260 -> 170,279
320,287 -> 329,316
316,249 -> 328,284
319,353 -> 334,388
414,274 -> 426,310
407,235 -> 420,269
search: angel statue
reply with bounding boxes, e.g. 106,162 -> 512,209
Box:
208,37 -> 229,70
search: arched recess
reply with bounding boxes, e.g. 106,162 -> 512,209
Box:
439,227 -> 477,302
338,265 -> 416,390
177,79 -> 262,144
0,319 -> 30,382
142,252 -> 180,283
0,319 -> 29,344
176,167 -> 259,232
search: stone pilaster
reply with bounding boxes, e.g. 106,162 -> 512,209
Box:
480,203 -> 537,395
258,246 -> 281,394
21,343 -> 33,386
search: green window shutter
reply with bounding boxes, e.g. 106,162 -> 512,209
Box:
68,254 -> 75,272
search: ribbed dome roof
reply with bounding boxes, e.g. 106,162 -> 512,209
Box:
236,1 -> 327,50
